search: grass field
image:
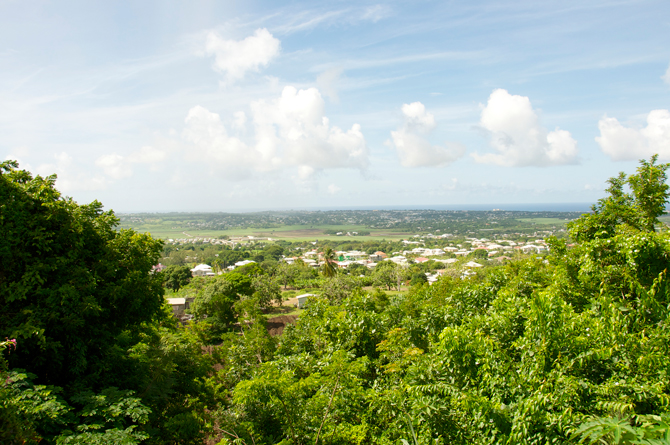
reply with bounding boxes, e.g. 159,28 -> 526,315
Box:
120,221 -> 412,241
516,217 -> 572,225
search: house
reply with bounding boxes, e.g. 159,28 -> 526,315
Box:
167,298 -> 187,316
296,293 -> 317,309
191,264 -> 215,277
463,261 -> 483,269
344,251 -> 367,261
389,255 -> 408,265
233,260 -> 256,268
414,257 -> 429,263
493,256 -> 512,262
302,258 -> 318,267
374,251 -> 388,258
434,258 -> 458,265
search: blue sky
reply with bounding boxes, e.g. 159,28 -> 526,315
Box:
2,0 -> 669,212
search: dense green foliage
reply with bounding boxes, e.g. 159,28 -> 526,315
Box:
2,157 -> 669,445
0,161 -> 216,444
207,157 -> 670,444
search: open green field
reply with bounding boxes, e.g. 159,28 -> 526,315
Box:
516,217 -> 572,225
120,221 -> 411,241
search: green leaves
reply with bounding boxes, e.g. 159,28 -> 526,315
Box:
571,413 -> 670,445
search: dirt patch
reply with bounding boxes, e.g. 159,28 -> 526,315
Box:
266,315 -> 299,336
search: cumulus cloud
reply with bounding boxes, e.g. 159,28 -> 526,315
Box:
182,106 -> 264,179
663,63 -> 670,86
204,28 -> 280,81
127,146 -> 167,165
472,89 -> 578,167
96,154 -> 131,180
327,184 -> 341,194
317,68 -> 343,102
389,101 -> 465,167
37,153 -> 106,192
181,86 -> 369,179
596,109 -> 670,161
95,146 -> 168,180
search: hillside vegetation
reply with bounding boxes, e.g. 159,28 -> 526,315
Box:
1,157 -> 669,445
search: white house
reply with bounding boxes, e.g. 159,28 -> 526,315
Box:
233,260 -> 256,268
296,293 -> 317,309
302,258 -> 318,267
464,261 -> 483,269
191,264 -> 215,277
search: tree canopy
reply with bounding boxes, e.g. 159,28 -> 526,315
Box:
0,161 -> 215,444
3,157 -> 670,444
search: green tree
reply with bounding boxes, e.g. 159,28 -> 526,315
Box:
0,160 -> 165,388
0,161 -> 216,444
471,248 -> 488,259
162,265 -> 192,292
321,248 -> 337,278
277,261 -> 298,289
569,154 -> 669,241
263,244 -> 285,261
373,260 -> 403,291
252,275 -> 282,308
409,272 -> 428,286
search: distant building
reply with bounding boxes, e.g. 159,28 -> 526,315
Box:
233,260 -> 256,268
167,297 -> 187,316
464,261 -> 483,269
296,293 -> 317,309
191,264 -> 215,277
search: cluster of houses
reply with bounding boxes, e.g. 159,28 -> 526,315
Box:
164,237 -> 551,317
165,235 -> 277,247
278,238 -> 549,271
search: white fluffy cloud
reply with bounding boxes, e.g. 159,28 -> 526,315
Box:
205,28 -> 280,81
596,109 -> 670,161
37,153 -> 106,192
95,146 -> 168,180
181,86 -> 369,179
316,68 -> 343,102
182,106 -> 265,179
663,63 -> 670,86
472,89 -> 578,167
390,101 -> 465,167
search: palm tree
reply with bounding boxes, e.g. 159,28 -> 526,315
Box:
321,247 -> 337,278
